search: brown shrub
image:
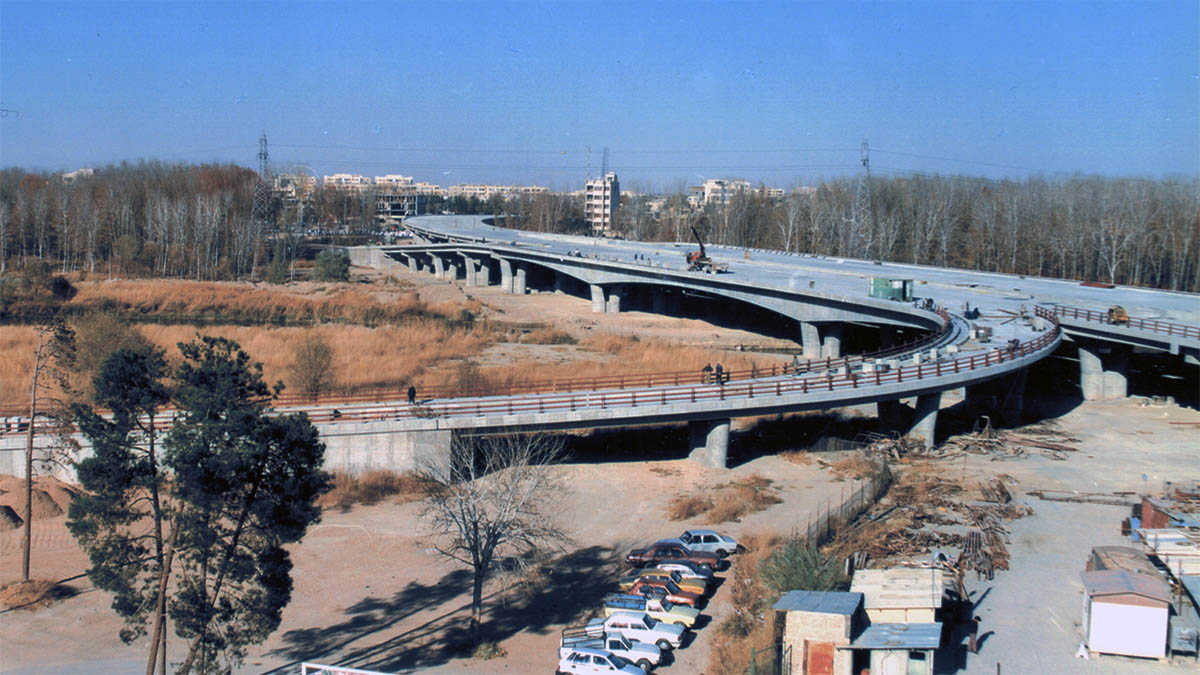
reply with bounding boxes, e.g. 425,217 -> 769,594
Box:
0,579 -> 77,611
666,493 -> 712,521
829,453 -> 876,480
318,470 -> 439,509
779,450 -> 812,464
522,328 -> 577,345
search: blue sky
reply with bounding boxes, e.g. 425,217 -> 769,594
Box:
1,1 -> 1196,190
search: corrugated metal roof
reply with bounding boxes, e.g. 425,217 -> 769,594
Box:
773,590 -> 862,615
850,568 -> 944,610
1082,569 -> 1170,604
846,622 -> 943,650
1182,576 -> 1200,608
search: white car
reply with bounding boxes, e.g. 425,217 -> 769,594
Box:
586,611 -> 687,650
557,647 -> 645,675
673,529 -> 741,557
654,560 -> 715,581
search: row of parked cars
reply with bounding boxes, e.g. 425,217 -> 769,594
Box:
555,529 -> 742,674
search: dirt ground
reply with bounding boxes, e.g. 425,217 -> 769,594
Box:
1,264 -> 1197,674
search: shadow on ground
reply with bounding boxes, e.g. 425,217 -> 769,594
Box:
266,546 -> 621,673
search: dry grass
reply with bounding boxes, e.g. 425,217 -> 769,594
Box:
0,579 -> 77,611
65,279 -> 445,327
665,474 -> 782,524
779,450 -> 813,465
828,453 -> 877,481
520,327 -> 577,345
317,470 -> 440,510
708,531 -> 785,675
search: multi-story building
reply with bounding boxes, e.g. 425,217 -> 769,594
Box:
688,178 -> 752,207
273,173 -> 318,199
585,172 -> 620,234
60,168 -> 94,183
447,184 -> 549,200
322,173 -> 372,191
374,174 -> 414,188
413,182 -> 445,197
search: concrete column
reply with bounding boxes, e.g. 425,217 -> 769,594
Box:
800,322 -> 821,357
820,323 -> 843,359
999,367 -> 1027,426
688,418 -> 731,469
909,392 -> 941,449
461,256 -> 477,286
590,284 -> 605,313
445,260 -> 458,282
407,256 -> 418,272
876,399 -> 908,433
1079,341 -> 1129,400
553,271 -> 565,294
476,260 -> 491,286
499,259 -> 514,293
513,263 -> 527,294
652,291 -> 667,315
431,256 -> 445,279
605,285 -> 622,313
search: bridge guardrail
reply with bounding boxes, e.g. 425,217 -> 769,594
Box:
1047,304 -> 1200,340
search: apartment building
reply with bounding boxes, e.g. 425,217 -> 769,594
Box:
585,172 -> 620,234
447,184 -> 549,200
273,173 -> 318,199
322,173 -> 372,191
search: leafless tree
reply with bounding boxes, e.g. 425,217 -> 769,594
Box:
419,432 -> 569,647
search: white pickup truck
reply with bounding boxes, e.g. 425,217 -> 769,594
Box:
560,628 -> 661,672
585,611 -> 686,651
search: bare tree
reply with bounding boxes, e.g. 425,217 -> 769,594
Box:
419,433 -> 568,647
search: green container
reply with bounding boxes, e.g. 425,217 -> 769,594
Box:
869,278 -> 913,302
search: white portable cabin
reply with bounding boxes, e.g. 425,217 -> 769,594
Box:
1081,569 -> 1171,660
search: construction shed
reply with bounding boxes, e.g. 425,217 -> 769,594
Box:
841,622 -> 942,675
773,590 -> 863,675
1086,546 -> 1160,576
850,568 -> 945,623
1082,569 -> 1171,660
1137,528 -> 1200,576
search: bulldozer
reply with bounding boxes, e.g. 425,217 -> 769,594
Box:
1107,305 -> 1129,325
685,225 -> 728,274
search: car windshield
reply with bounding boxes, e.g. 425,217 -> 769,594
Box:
641,616 -> 655,629
609,654 -> 630,667
660,600 -> 676,611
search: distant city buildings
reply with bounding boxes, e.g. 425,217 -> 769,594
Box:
585,172 -> 620,234
688,178 -> 786,207
60,168 -> 94,183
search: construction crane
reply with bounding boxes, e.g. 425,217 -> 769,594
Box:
686,225 -> 728,274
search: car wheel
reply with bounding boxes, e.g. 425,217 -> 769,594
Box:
673,620 -> 687,627
716,548 -> 730,558
637,659 -> 652,672
699,563 -> 713,574
655,639 -> 672,651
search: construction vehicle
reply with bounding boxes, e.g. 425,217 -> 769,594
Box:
1107,305 -> 1129,325
685,225 -> 727,273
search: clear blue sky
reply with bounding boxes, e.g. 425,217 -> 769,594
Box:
2,1 -> 1196,191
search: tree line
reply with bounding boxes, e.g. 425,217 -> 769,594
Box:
4,163 -> 1196,291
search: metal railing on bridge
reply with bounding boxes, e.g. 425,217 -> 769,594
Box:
1046,304 -> 1200,339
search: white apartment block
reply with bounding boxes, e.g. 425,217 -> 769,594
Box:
447,184 -> 549,200
585,172 -> 620,234
322,173 -> 372,191
374,174 -> 414,188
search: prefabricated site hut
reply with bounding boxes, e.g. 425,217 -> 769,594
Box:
773,590 -> 863,675
850,568 -> 945,623
1082,568 -> 1171,660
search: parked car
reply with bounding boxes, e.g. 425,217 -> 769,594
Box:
603,592 -> 700,628
629,578 -> 702,608
557,647 -> 644,675
618,568 -> 709,596
584,611 -> 686,651
560,628 -> 661,672
670,529 -> 742,557
625,542 -> 719,570
654,560 -> 715,581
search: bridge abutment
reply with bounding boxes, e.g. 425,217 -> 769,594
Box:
1078,340 -> 1129,400
688,418 -> 730,469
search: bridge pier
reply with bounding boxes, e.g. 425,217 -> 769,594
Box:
591,284 -> 606,313
513,263 -> 527,294
500,259 -> 513,291
1078,340 -> 1129,400
431,255 -> 445,279
407,256 -> 419,273
965,368 -> 1028,425
605,285 -> 623,313
688,418 -> 730,469
877,392 -> 941,449
444,259 -> 458,282
461,255 -> 479,286
800,322 -> 843,359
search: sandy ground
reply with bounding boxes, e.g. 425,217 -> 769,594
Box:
1,265 -> 1197,674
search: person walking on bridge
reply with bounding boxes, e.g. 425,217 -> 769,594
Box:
701,363 -> 713,384
714,363 -> 724,386
407,384 -> 416,405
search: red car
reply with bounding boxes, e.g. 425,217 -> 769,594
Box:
625,542 -> 720,570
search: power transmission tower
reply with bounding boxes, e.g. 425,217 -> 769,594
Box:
852,137 -> 874,260
250,132 -> 274,276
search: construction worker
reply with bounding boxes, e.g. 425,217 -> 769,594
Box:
701,363 -> 713,383
791,354 -> 801,376
407,384 -> 416,405
714,363 -> 724,386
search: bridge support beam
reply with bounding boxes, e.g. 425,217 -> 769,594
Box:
800,322 -> 843,359
688,418 -> 730,469
591,284 -> 605,313
1078,341 -> 1129,400
605,285 -> 623,313
909,393 -> 941,449
499,259 -> 513,292
965,368 -> 1028,426
513,263 -> 527,294
877,393 -> 941,449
